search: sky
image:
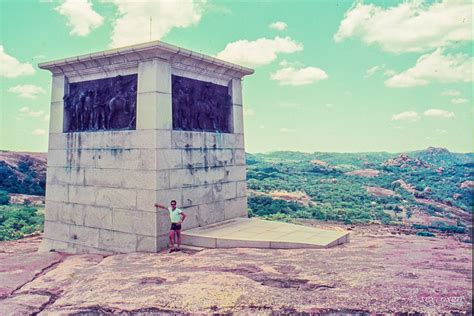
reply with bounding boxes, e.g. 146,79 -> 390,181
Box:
0,0 -> 472,154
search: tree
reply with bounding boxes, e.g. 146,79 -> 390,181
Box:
0,191 -> 9,205
393,205 -> 403,214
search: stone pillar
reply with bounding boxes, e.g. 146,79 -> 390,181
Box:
49,75 -> 66,134
229,78 -> 243,133
228,78 -> 247,219
137,59 -> 172,130
136,58 -> 176,250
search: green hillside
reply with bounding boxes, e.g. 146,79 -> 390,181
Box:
247,147 -> 473,232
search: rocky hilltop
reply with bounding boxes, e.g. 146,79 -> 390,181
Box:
0,224 -> 472,315
382,153 -> 431,169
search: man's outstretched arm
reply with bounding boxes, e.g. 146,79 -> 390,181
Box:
154,203 -> 167,210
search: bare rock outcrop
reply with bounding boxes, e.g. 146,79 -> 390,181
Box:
0,231 -> 471,314
392,179 -> 416,194
460,180 -> 474,189
345,169 -> 380,177
383,153 -> 431,169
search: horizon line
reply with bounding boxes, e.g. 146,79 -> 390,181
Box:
1,146 -> 473,155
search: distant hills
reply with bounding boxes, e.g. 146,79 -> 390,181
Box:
248,147 -> 473,168
247,147 -> 473,228
412,146 -> 474,166
0,151 -> 47,196
0,147 -> 472,228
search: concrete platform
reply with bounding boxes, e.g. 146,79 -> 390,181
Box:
181,218 -> 350,249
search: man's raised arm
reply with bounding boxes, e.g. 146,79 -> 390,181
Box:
154,203 -> 167,210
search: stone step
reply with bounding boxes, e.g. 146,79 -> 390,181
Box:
178,244 -> 205,252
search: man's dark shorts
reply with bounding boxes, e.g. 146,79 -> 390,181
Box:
170,223 -> 181,231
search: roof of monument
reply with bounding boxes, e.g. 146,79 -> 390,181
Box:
38,40 -> 254,79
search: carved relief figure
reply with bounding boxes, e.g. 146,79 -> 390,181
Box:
91,87 -> 107,130
63,74 -> 137,132
171,75 -> 231,133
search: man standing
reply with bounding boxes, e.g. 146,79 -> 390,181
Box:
154,200 -> 186,252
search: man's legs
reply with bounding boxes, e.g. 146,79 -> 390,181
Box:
168,230 -> 175,250
175,230 -> 181,250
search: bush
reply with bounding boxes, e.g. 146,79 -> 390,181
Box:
381,217 -> 392,225
262,212 -> 293,222
437,225 -> 466,234
413,223 -> 429,230
416,231 -> 436,237
0,190 -> 9,205
0,205 -> 44,241
248,195 -> 303,217
413,222 -> 466,234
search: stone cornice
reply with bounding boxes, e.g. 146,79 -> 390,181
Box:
38,40 -> 254,79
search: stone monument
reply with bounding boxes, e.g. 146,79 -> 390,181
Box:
38,41 -> 254,253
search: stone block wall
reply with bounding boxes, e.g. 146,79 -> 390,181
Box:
160,131 -> 247,231
42,130 -> 162,253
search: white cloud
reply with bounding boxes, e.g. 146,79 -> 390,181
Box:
451,98 -> 468,104
391,111 -> 420,122
364,65 -> 380,78
43,114 -> 50,122
29,110 -> 45,117
279,59 -> 304,68
383,69 -> 396,77
105,0 -> 205,47
271,65 -> 328,86
437,129 -> 448,135
423,109 -> 455,118
275,101 -> 301,109
385,49 -> 472,88
269,21 -> 287,31
325,103 -> 334,108
18,107 -> 45,118
442,89 -> 460,96
364,64 -> 397,78
8,85 -> 46,99
216,36 -> 303,67
280,128 -> 296,133
243,108 -> 255,117
32,129 -> 47,136
0,46 -> 35,78
334,0 -> 472,53
205,2 -> 231,15
55,0 -> 104,36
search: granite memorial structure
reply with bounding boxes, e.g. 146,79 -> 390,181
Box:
38,41 -> 254,253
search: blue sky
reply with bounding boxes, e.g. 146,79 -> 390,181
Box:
0,0 -> 472,153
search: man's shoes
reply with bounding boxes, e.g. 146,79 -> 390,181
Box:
169,248 -> 175,253
175,248 -> 181,252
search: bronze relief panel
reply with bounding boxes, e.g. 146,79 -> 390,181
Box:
172,75 -> 232,133
63,74 -> 137,132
